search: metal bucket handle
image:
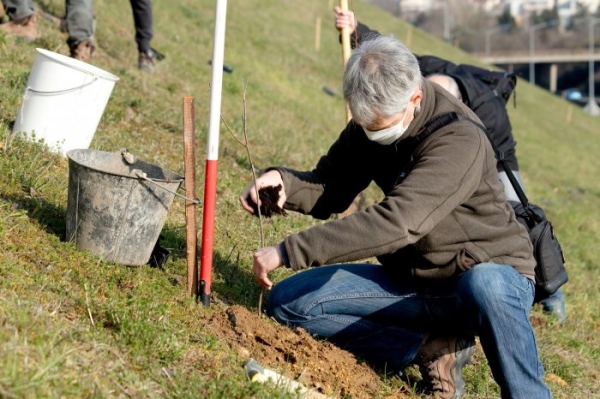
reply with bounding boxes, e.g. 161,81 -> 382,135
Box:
119,149 -> 199,204
132,169 -> 199,204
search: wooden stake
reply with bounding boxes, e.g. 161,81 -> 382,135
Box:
183,96 -> 198,297
339,0 -> 352,122
315,16 -> 321,52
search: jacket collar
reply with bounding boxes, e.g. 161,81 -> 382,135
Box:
402,79 -> 436,141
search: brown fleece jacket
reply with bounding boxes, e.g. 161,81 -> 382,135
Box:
273,80 -> 535,282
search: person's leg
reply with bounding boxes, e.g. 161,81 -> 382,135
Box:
268,263 -> 480,399
1,0 -> 36,39
129,0 -> 163,72
536,288 -> 566,324
268,263 -> 551,397
3,0 -> 33,20
458,263 -> 552,398
65,0 -> 94,59
129,0 -> 152,53
267,264 -> 427,372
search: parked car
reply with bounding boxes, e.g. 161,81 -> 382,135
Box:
562,88 -> 583,102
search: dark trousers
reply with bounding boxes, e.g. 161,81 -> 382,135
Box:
130,0 -> 153,52
3,0 -> 34,20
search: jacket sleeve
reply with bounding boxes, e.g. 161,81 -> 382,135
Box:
338,21 -> 381,48
271,122 -> 373,220
283,122 -> 488,270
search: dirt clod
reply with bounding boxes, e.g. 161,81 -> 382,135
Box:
247,185 -> 287,218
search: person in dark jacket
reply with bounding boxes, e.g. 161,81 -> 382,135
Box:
239,34 -> 551,399
334,6 -> 566,324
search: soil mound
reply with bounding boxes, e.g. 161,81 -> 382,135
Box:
205,305 -> 408,398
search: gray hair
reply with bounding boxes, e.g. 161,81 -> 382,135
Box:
343,35 -> 422,126
427,74 -> 462,101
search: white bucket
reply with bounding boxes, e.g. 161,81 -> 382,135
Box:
12,48 -> 119,157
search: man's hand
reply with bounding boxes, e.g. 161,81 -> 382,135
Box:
239,170 -> 286,214
334,6 -> 357,34
253,245 -> 284,290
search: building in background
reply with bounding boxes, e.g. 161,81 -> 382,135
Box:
504,0 -> 600,26
395,0 -> 600,21
398,0 -> 437,19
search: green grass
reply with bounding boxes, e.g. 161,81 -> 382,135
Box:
1,0 -> 599,398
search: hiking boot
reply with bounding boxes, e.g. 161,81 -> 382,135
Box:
70,40 -> 95,62
417,335 -> 475,399
138,48 -> 165,73
0,14 -> 37,40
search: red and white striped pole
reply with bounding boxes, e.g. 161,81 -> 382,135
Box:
199,0 -> 228,306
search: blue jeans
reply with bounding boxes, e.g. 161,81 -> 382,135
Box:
268,263 -> 552,398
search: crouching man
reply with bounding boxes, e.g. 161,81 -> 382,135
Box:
239,35 -> 552,399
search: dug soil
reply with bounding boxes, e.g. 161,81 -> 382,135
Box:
205,304 -> 410,399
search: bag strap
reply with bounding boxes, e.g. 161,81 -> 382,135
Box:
410,111 -> 461,148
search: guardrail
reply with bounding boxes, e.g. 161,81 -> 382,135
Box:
472,49 -> 600,64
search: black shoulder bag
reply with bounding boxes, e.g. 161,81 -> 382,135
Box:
414,112 -> 568,296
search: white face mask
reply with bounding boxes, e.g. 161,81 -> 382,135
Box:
363,106 -> 411,145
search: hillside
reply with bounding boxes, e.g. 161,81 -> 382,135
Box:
1,0 -> 599,398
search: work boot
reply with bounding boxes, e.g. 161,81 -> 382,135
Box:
70,40 -> 95,62
0,14 -> 37,41
138,48 -> 165,73
417,335 -> 475,399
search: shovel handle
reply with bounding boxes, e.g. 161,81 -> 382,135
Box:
339,0 -> 351,65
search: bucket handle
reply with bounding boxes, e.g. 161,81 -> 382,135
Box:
26,76 -> 99,95
133,170 -> 200,204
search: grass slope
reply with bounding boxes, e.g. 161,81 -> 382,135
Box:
1,0 -> 599,397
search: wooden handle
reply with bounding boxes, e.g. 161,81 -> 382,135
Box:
339,0 -> 352,122
339,0 -> 351,64
183,96 -> 198,297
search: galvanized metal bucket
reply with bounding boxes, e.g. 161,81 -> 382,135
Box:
65,149 -> 183,266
